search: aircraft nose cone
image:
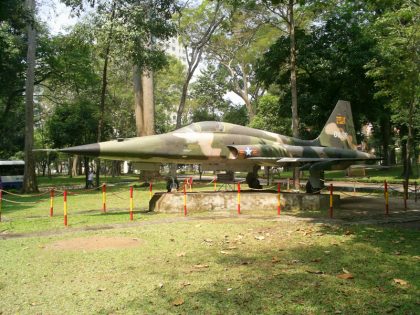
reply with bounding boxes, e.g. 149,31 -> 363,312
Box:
59,143 -> 100,156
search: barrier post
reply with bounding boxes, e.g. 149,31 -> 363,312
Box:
277,183 -> 281,216
63,190 -> 68,226
415,181 -> 417,203
237,182 -> 241,215
189,177 -> 193,192
129,186 -> 134,221
384,180 -> 389,216
183,183 -> 187,216
50,189 -> 54,217
149,182 -> 153,200
403,180 -> 408,210
329,184 -> 333,218
287,178 -> 290,191
0,189 -> 2,222
102,184 -> 106,212
214,176 -> 217,192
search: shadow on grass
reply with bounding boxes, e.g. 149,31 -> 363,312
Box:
98,224 -> 419,314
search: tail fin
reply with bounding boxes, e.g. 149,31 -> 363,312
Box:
316,100 -> 357,150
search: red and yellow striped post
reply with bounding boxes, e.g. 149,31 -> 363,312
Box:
329,184 -> 333,218
183,183 -> 187,216
102,184 -> 107,212
214,176 -> 217,192
50,189 -> 54,217
384,180 -> 389,216
237,182 -> 241,215
0,189 -> 3,222
63,190 -> 68,226
129,186 -> 134,221
149,182 -> 153,200
277,183 -> 281,215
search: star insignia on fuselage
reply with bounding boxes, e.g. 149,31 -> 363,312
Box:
245,147 -> 253,156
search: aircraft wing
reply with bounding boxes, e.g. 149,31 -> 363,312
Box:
242,155 -> 379,171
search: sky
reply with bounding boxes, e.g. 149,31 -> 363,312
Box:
38,0 -> 80,34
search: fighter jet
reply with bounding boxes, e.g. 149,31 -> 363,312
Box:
60,100 -> 378,192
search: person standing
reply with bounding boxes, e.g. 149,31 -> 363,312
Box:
87,170 -> 94,188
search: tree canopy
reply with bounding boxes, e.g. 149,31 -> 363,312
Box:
0,0 -> 418,180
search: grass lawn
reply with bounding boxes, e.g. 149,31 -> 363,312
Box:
0,177 -> 419,314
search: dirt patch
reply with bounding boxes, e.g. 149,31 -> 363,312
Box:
46,236 -> 142,251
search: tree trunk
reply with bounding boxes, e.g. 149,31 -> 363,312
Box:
142,71 -> 155,135
404,101 -> 414,181
133,65 -> 144,136
84,157 -> 89,189
380,114 -> 391,166
22,0 -> 38,193
72,155 -> 79,177
241,65 -> 254,120
176,78 -> 191,129
96,1 -> 116,188
288,0 -> 300,190
133,66 -> 158,182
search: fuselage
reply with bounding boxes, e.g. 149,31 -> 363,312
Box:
60,121 -> 376,172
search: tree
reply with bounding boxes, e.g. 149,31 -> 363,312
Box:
154,56 -> 186,133
190,64 -> 230,122
260,0 -> 315,189
249,93 -> 292,135
22,0 -> 38,193
365,1 -> 420,179
175,0 -> 226,128
206,6 -> 279,122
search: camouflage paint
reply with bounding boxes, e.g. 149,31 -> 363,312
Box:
60,100 -> 377,173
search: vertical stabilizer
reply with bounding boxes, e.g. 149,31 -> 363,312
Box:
316,100 -> 357,150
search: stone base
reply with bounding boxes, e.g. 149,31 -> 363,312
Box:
149,191 -> 340,213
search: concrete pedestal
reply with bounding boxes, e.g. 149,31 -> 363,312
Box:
149,191 -> 340,213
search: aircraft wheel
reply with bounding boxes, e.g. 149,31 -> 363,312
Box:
306,181 -> 314,193
246,173 -> 262,189
306,181 -> 321,194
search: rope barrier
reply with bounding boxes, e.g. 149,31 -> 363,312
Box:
340,191 -> 380,198
248,185 -> 277,191
1,197 -> 44,205
0,189 -> 50,198
190,178 -> 216,188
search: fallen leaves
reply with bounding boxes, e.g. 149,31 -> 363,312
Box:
176,252 -> 186,257
306,270 -> 324,275
202,239 -> 213,246
254,235 -> 265,241
393,278 -> 408,286
172,297 -> 184,306
337,273 -> 354,280
271,257 -> 280,264
342,268 -> 351,274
